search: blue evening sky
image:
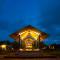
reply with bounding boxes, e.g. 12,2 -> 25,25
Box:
0,0 -> 60,45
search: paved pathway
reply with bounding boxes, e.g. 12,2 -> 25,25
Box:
0,58 -> 60,60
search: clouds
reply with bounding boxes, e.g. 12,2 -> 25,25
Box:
0,0 -> 60,44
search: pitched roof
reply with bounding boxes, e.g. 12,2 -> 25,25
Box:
10,25 -> 48,41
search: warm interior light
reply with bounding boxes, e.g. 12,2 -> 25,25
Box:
25,38 -> 33,49
20,31 -> 28,40
19,29 -> 40,40
1,45 -> 7,50
19,49 -> 23,51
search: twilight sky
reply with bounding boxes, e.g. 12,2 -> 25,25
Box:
0,0 -> 60,45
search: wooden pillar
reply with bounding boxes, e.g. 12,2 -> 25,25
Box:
38,34 -> 40,49
19,34 -> 21,48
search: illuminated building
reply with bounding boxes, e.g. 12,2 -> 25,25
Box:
10,25 -> 48,51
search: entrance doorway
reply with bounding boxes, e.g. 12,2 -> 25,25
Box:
25,38 -> 34,49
